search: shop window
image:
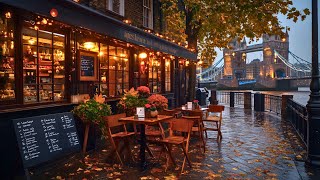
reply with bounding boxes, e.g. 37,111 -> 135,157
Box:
165,59 -> 171,92
107,46 -> 128,97
148,56 -> 161,93
22,27 -> 65,103
107,0 -> 125,16
143,0 -> 153,29
0,12 -> 15,103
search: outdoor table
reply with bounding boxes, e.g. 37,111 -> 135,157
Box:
119,115 -> 173,170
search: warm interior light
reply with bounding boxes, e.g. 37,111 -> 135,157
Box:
138,52 -> 147,59
282,38 -> 286,42
5,12 -> 11,19
28,38 -> 35,45
99,52 -> 104,56
10,41 -> 14,49
83,42 -> 95,49
41,18 -> 48,25
232,52 -> 235,56
186,61 -> 190,66
165,61 -> 170,67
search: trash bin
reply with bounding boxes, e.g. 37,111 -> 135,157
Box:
254,93 -> 265,112
196,88 -> 207,106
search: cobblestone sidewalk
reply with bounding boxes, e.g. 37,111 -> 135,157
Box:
32,107 -> 320,180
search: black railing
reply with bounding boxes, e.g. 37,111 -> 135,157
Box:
286,98 -> 308,147
217,91 -> 245,107
264,94 -> 282,115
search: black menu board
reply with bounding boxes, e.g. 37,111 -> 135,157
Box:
79,51 -> 97,81
13,112 -> 80,168
80,55 -> 94,76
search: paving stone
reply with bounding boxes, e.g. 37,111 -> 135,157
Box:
31,107 -> 320,180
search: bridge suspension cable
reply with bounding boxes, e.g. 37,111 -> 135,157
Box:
274,50 -> 311,73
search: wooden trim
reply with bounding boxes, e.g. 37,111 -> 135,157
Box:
78,50 -> 98,81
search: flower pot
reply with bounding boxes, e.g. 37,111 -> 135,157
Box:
150,110 -> 158,118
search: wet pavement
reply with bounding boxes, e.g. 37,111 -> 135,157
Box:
32,107 -> 320,180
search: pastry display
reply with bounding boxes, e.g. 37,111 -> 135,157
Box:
22,29 -> 66,103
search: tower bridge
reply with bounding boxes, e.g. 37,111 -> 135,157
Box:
197,32 -> 311,90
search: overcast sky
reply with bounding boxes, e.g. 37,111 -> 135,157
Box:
215,0 -> 318,64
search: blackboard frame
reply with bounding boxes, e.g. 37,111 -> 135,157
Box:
78,50 -> 98,81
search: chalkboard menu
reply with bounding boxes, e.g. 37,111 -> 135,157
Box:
13,112 -> 80,168
79,51 -> 97,81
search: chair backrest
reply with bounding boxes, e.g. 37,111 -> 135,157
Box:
104,113 -> 126,128
188,110 -> 203,119
208,105 -> 225,113
170,117 -> 194,133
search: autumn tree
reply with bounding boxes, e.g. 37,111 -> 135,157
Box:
161,0 -> 310,101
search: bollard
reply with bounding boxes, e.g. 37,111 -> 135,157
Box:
244,92 -> 252,109
281,95 -> 293,119
230,92 -> 235,107
254,93 -> 265,112
210,90 -> 218,105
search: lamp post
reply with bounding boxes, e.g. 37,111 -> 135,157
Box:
307,0 -> 320,166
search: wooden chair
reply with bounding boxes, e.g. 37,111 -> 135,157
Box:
203,105 -> 225,141
104,113 -> 135,165
184,110 -> 206,153
158,117 -> 194,173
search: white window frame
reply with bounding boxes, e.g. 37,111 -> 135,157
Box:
143,0 -> 153,29
107,0 -> 125,16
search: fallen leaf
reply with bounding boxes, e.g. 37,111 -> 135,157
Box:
77,168 -> 83,172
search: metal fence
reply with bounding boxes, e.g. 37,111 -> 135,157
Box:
286,98 -> 308,147
264,94 -> 282,115
217,91 -> 244,107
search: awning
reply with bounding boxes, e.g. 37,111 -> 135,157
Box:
1,0 -> 197,60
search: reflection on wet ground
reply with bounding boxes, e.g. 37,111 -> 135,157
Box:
33,107 -> 320,180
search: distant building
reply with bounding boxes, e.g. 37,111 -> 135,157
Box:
246,59 -> 261,79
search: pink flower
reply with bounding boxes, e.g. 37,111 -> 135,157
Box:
145,104 -> 151,108
147,94 -> 168,110
137,86 -> 150,95
193,100 -> 199,103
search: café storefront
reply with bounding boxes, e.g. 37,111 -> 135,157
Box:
0,0 -> 197,177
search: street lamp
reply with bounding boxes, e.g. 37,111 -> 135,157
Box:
306,0 -> 320,166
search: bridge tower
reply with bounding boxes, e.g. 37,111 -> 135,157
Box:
261,31 -> 289,78
223,38 -> 247,79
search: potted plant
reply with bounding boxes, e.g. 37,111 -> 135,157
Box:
147,94 -> 168,112
145,103 -> 158,118
193,99 -> 200,109
72,94 -> 111,153
117,87 -> 149,116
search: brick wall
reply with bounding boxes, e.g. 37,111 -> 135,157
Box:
125,0 -> 143,27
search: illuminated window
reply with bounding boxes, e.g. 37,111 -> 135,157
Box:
22,26 -> 65,103
0,11 -> 15,103
100,45 -> 129,97
165,59 -> 171,92
148,56 -> 161,93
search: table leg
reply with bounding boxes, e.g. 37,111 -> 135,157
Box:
139,124 -> 147,170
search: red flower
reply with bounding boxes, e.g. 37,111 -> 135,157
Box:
145,104 -> 151,108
